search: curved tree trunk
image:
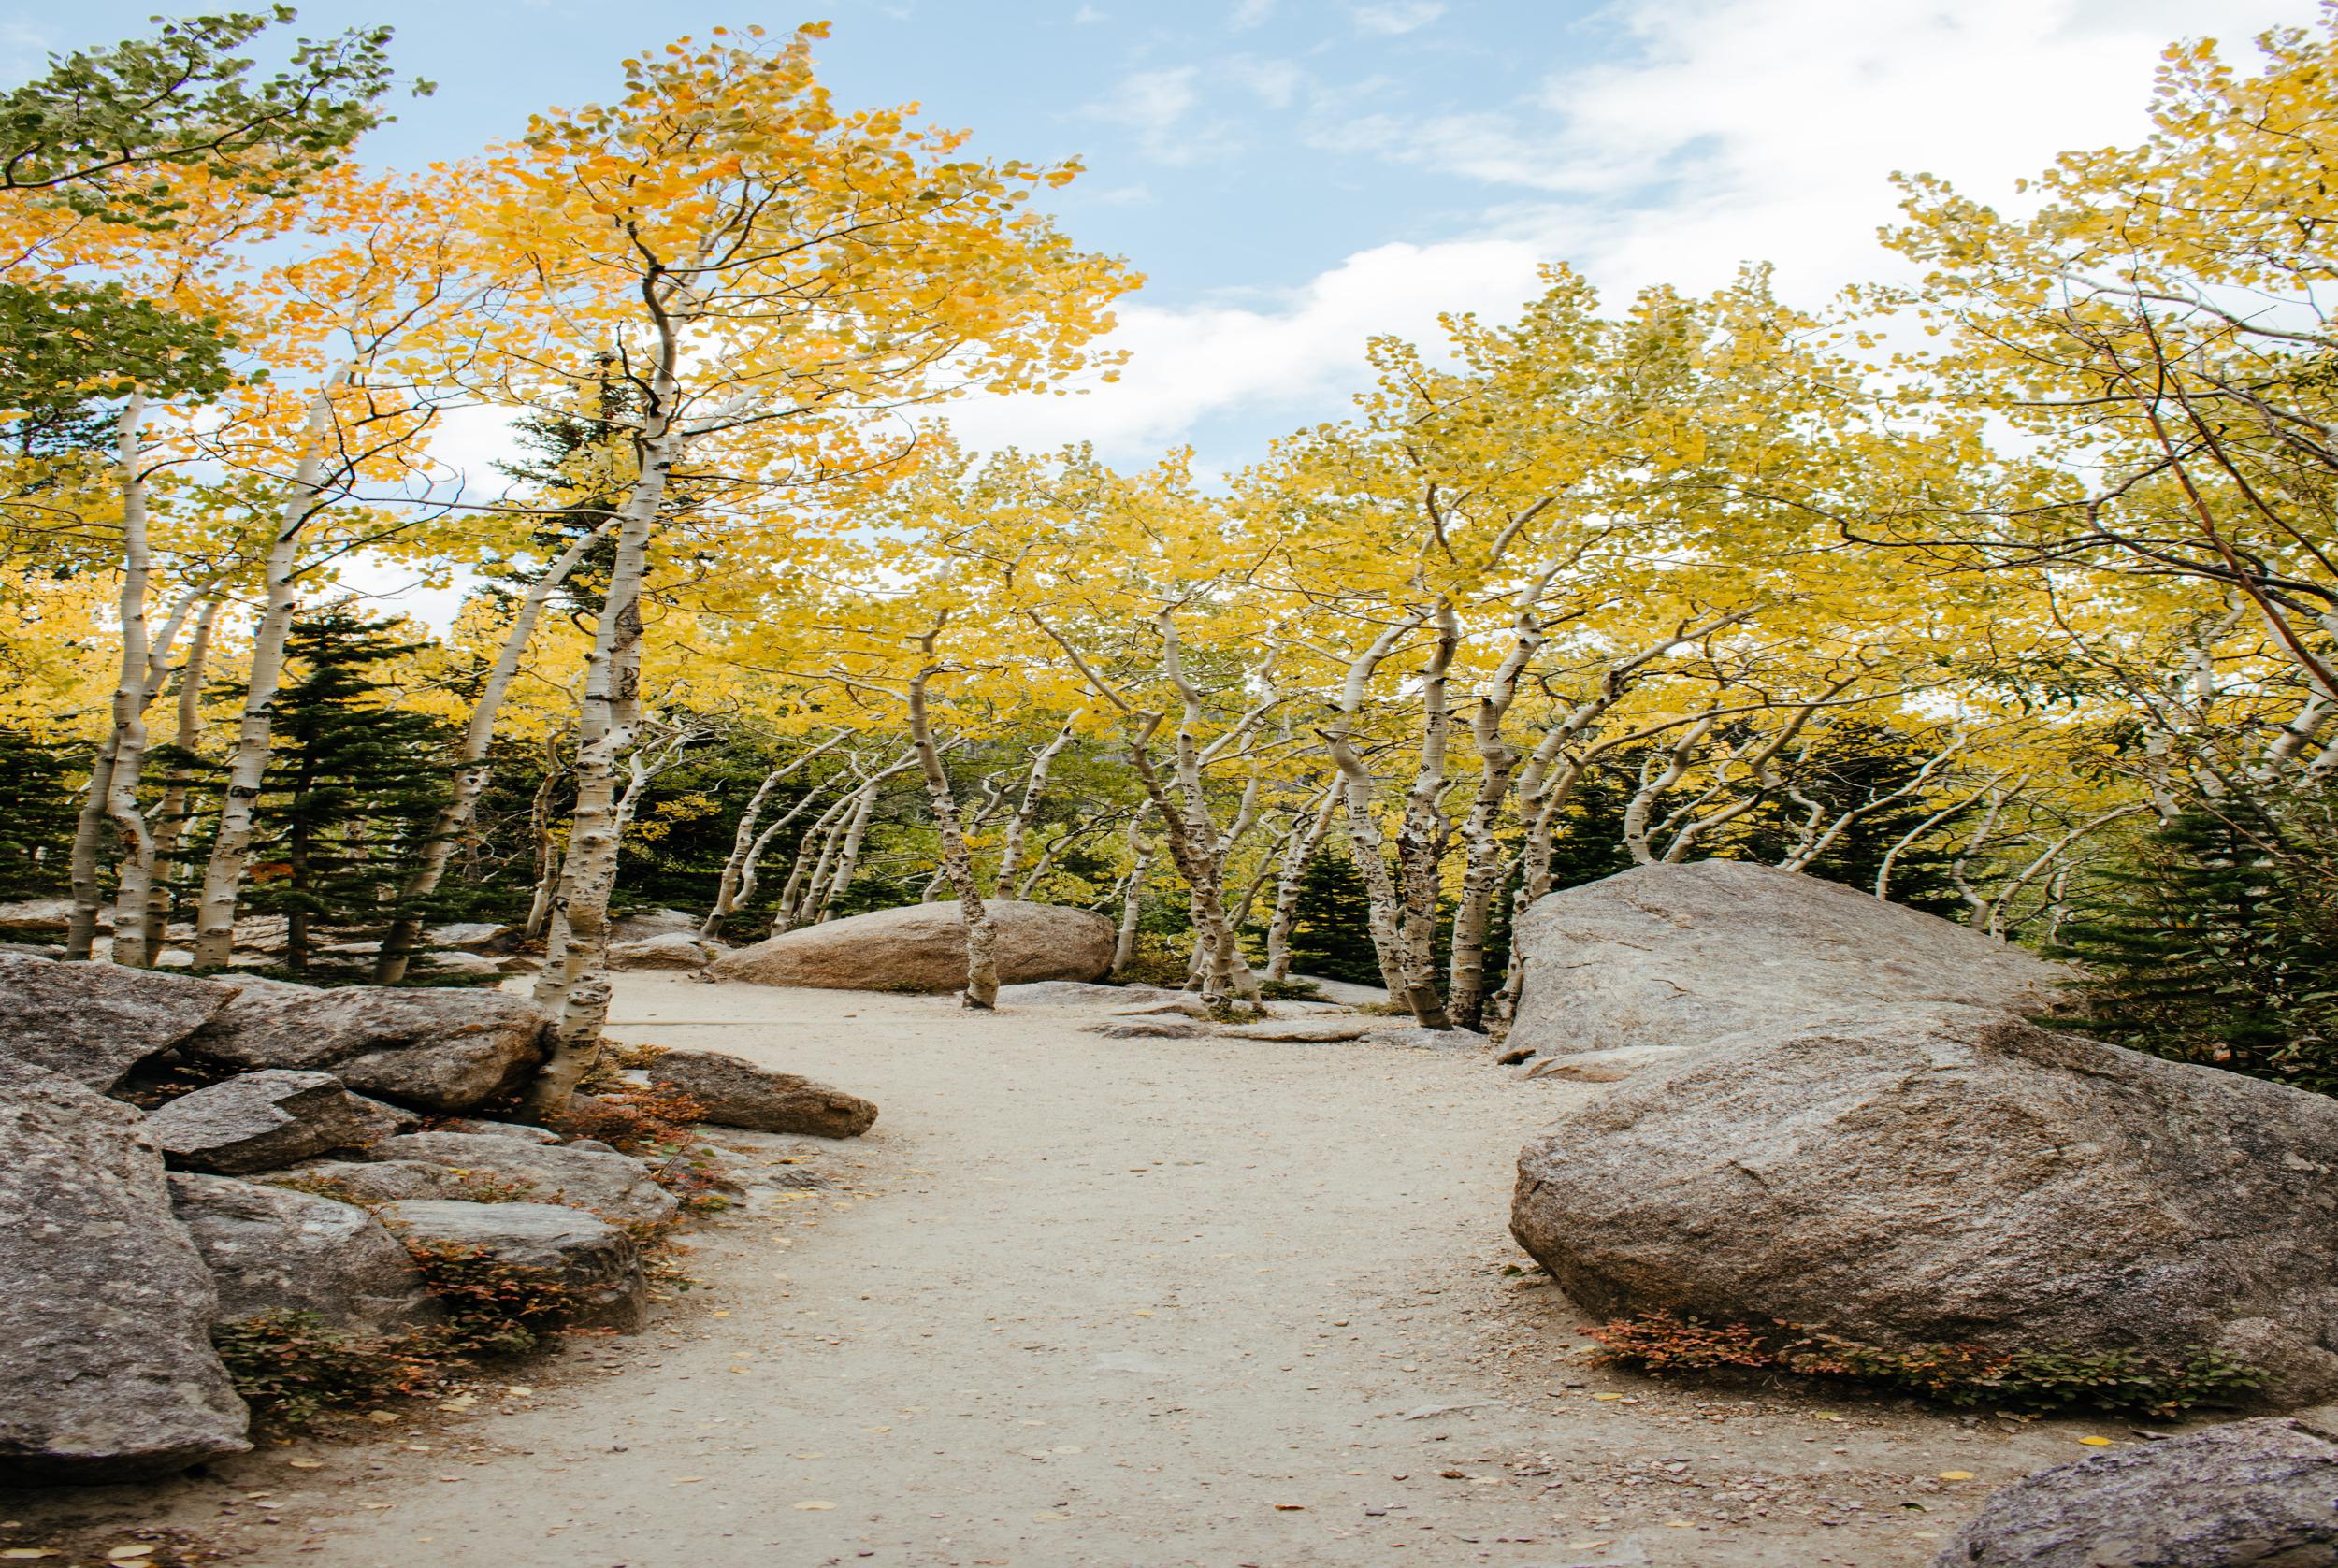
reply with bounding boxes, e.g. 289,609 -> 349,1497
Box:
907,640 -> 997,1010
376,522 -> 612,983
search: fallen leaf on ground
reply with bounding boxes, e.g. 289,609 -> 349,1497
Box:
672,1476 -> 705,1484
793,1501 -> 835,1511
2078,1436 -> 2115,1446
106,1548 -> 154,1561
366,1411 -> 400,1424
1274,1503 -> 1306,1511
0,1552 -> 52,1561
286,1458 -> 324,1470
1939,1471 -> 1974,1481
1593,1393 -> 1624,1403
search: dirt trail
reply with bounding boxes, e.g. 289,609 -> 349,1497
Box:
47,974 -> 2147,1567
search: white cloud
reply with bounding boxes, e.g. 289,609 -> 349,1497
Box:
1230,0 -> 1277,30
1352,2 -> 1446,36
1073,4 -> 1107,22
941,240 -> 1550,463
1228,55 -> 1303,109
1082,65 -> 1248,165
1318,0 -> 2311,301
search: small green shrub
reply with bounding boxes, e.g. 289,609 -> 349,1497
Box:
403,1240 -> 578,1357
1256,977 -> 1324,1002
552,1081 -> 706,1155
1585,1313 -> 2263,1418
210,1310 -> 429,1430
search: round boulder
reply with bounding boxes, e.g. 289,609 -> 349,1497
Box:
1934,1417 -> 2338,1567
1511,1003 -> 2338,1407
708,900 -> 1114,993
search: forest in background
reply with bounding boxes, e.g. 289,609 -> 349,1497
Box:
3,9 -> 2333,1104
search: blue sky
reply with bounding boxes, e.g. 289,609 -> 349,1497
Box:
6,0 -> 2318,477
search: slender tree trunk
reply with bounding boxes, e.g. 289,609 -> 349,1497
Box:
95,396 -> 163,967
812,778 -> 881,923
1112,814 -> 1150,976
1391,600 -> 1459,1029
995,712 -> 1080,889
64,746 -> 118,958
527,406 -> 677,1114
907,645 -> 997,1010
772,790 -> 860,935
520,733 -> 569,942
193,382 -> 343,969
376,522 -> 611,982
697,731 -> 848,939
1447,578 -> 1553,1028
1321,619 -> 1421,997
144,594 -> 220,959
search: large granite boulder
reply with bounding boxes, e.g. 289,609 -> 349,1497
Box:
1506,860 -> 2069,1058
0,1060 -> 249,1481
373,1200 -> 646,1332
1934,1417 -> 2338,1567
1511,1004 -> 2338,1406
168,1174 -> 440,1335
0,952 -> 235,1091
709,899 -> 1114,992
610,908 -> 700,944
145,1070 -> 372,1174
296,1131 -> 677,1225
640,1049 -> 876,1138
178,982 -> 551,1112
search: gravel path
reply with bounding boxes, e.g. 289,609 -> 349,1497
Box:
37,973 -> 2146,1567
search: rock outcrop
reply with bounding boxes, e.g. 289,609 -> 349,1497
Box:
607,931 -> 722,971
708,900 -> 1115,993
641,1049 -> 877,1138
373,1200 -> 646,1332
1933,1417 -> 2338,1567
0,1060 -> 249,1482
0,952 -> 235,1091
179,982 -> 551,1112
1511,1004 -> 2338,1406
168,1174 -> 440,1335
145,1070 -> 372,1174
1506,860 -> 2069,1059
296,1131 -> 678,1225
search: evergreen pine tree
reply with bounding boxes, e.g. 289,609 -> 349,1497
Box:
241,608 -> 453,974
0,728 -> 92,899
1285,848 -> 1387,986
2055,799 -> 2338,1092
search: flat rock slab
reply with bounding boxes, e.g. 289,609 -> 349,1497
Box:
1515,1044 -> 1701,1083
998,982 -> 1181,1008
710,900 -> 1115,993
1507,859 -> 2071,1058
0,1060 -> 249,1482
608,932 -> 724,971
1378,1027 -> 1493,1052
642,1049 -> 876,1139
364,1131 -> 679,1225
168,1173 -> 440,1335
1512,1002 -> 2338,1406
1220,1016 -> 1404,1043
373,1200 -> 646,1333
433,1117 -> 561,1144
146,1070 -> 371,1174
1934,1417 -> 2338,1567
0,953 -> 235,1092
1085,1019 -> 1209,1040
178,982 -> 552,1113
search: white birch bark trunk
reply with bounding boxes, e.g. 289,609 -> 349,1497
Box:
192,381 -> 345,970
525,411 -> 673,1111
143,593 -> 220,958
1319,619 -> 1421,997
1391,600 -> 1459,1029
375,522 -> 611,982
907,645 -> 997,1010
811,777 -> 881,923
699,732 -> 849,938
1112,815 -> 1151,976
994,712 -> 1080,889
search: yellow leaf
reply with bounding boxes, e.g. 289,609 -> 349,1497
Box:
794,1501 -> 835,1511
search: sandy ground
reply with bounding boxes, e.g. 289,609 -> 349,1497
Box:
12,972 -> 2211,1568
